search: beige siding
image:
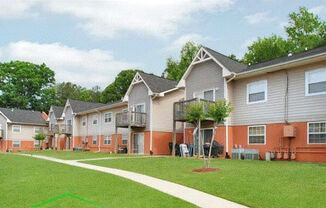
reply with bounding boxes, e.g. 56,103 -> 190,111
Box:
8,124 -> 47,141
230,61 -> 326,125
0,114 -> 7,139
185,60 -> 224,101
152,89 -> 184,132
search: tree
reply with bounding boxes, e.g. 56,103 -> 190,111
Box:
206,100 -> 232,168
163,42 -> 200,81
34,133 -> 46,150
286,7 -> 326,53
242,35 -> 293,65
183,102 -> 206,158
100,69 -> 140,103
0,61 -> 56,112
228,54 -> 240,62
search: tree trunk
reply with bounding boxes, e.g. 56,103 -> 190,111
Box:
207,123 -> 217,168
197,120 -> 201,159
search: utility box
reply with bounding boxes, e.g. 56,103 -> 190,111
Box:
284,125 -> 296,138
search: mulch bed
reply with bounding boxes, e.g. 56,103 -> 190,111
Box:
192,168 -> 220,173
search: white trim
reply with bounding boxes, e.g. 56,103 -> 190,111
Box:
124,72 -> 153,101
0,111 -> 11,122
248,125 -> 266,145
224,77 -> 229,154
133,132 -> 145,154
104,135 -> 112,145
12,125 -> 21,133
92,135 -> 97,145
150,98 -> 153,151
34,126 -> 42,134
307,121 -> 326,144
92,115 -> 98,125
104,112 -> 113,123
131,103 -> 146,113
246,80 -> 268,104
193,88 -> 218,101
305,68 -> 326,96
82,116 -> 87,127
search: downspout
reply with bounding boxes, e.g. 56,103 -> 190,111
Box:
150,94 -> 158,154
5,122 -> 8,152
98,111 -> 101,152
284,71 -> 289,124
72,115 -> 75,150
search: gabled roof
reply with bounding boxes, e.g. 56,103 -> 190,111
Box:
0,107 -> 47,125
76,101 -> 127,115
51,106 -> 64,118
203,46 -> 246,73
67,99 -> 107,114
138,72 -> 177,93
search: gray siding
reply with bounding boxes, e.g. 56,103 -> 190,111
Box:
49,111 -> 57,127
128,82 -> 151,130
0,113 -> 7,139
185,60 -> 224,100
230,61 -> 326,125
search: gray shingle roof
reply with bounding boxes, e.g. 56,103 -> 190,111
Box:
242,44 -> 326,73
203,46 -> 247,73
138,72 -> 178,93
51,106 -> 64,118
68,99 -> 107,113
0,108 -> 47,125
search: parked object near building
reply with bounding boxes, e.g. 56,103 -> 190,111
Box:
0,108 -> 48,152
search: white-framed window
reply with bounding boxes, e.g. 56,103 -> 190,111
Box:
122,134 -> 128,145
104,135 -> 111,145
132,103 -> 145,113
82,117 -> 87,126
104,112 -> 113,123
193,88 -> 216,101
34,140 -> 40,147
305,68 -> 326,96
92,136 -> 97,144
92,115 -> 98,125
12,125 -> 21,133
247,80 -> 267,104
248,125 -> 266,145
34,127 -> 42,134
13,140 -> 20,148
308,122 -> 326,144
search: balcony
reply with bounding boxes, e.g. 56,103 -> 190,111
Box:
116,111 -> 147,128
53,124 -> 72,135
173,98 -> 216,122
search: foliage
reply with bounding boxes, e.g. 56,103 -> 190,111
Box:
163,42 -> 200,81
184,102 -> 206,124
55,82 -> 102,106
100,69 -> 140,103
34,133 -> 46,141
0,61 -> 56,112
228,54 -> 240,62
242,7 -> 326,65
206,100 -> 232,124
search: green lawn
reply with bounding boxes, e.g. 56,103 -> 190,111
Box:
0,154 -> 195,208
23,150 -> 139,160
85,157 -> 326,208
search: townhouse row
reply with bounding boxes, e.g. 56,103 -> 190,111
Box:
0,45 -> 325,162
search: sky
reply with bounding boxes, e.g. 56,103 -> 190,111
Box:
0,0 -> 325,89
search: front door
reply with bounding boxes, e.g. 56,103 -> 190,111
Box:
133,133 -> 144,154
66,137 -> 70,150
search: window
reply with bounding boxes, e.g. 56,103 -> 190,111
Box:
92,136 -> 97,144
34,140 -> 40,147
66,120 -> 72,126
194,89 -> 216,101
247,80 -> 267,104
104,113 -> 113,123
34,127 -> 42,134
248,126 -> 266,144
13,140 -> 20,148
92,115 -> 98,125
82,117 -> 86,126
12,125 -> 21,133
305,68 -> 326,96
122,134 -> 128,145
104,135 -> 111,145
133,104 -> 145,113
308,122 -> 326,144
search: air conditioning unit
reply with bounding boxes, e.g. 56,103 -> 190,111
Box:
244,149 -> 259,160
284,125 -> 296,138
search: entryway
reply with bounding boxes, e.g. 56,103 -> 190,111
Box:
194,129 -> 213,155
133,133 -> 144,154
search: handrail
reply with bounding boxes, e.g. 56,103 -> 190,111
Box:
116,111 -> 147,127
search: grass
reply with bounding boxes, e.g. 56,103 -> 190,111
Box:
22,150 -> 139,160
85,157 -> 326,208
0,154 -> 196,208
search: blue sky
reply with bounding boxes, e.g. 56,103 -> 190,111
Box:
0,0 -> 325,88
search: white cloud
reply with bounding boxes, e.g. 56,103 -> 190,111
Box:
244,12 -> 276,25
0,0 -> 37,19
0,0 -> 233,39
164,33 -> 212,52
309,5 -> 326,15
0,41 -> 139,88
241,37 -> 257,49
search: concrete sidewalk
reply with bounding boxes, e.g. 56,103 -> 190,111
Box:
20,154 -> 247,208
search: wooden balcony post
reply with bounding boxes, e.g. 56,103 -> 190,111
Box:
172,120 -> 176,157
197,120 -> 201,158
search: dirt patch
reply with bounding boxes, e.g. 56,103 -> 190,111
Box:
192,168 -> 220,173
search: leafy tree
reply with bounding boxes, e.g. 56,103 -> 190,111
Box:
286,7 -> 326,53
206,100 -> 232,168
34,133 -> 46,150
100,69 -> 140,103
163,42 -> 200,81
228,54 -> 240,62
0,61 -> 56,112
182,102 -> 206,158
242,35 -> 293,65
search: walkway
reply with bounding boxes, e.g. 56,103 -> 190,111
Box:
21,154 -> 247,208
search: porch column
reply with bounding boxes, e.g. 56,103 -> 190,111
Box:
114,127 -> 118,153
172,120 -> 176,157
128,125 -> 131,154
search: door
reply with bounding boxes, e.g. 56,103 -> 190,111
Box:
193,129 -> 213,156
133,133 -> 144,154
66,137 -> 70,150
